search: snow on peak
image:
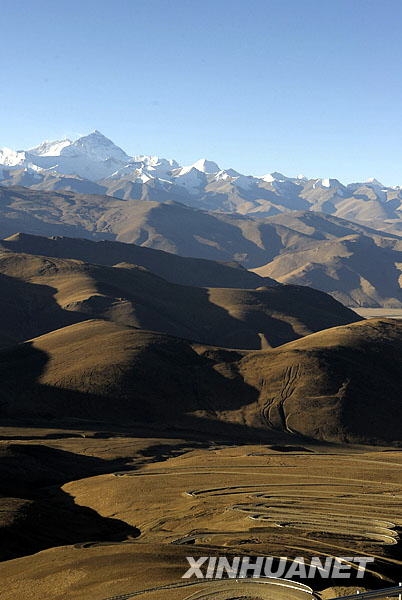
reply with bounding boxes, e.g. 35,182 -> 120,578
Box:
261,173 -> 276,183
29,139 -> 72,157
134,155 -> 179,169
214,168 -> 241,181
190,158 -> 220,174
365,177 -> 384,187
0,147 -> 25,167
232,174 -> 256,190
134,155 -> 179,178
173,166 -> 206,193
260,172 -> 290,183
63,130 -> 131,163
0,131 -> 135,181
315,178 -> 342,189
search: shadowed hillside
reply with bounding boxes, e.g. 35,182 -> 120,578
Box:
253,232 -> 402,307
0,230 -> 270,289
0,318 -> 400,445
1,187 -> 401,306
239,318 -> 402,443
0,249 -> 360,349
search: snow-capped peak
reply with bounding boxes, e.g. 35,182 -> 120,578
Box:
0,147 -> 25,167
173,166 -> 206,193
261,173 -> 276,183
63,130 -> 131,163
133,155 -> 179,169
133,155 -> 179,178
365,177 -> 384,187
189,158 -> 220,174
260,172 -> 290,183
214,168 -> 241,181
1,131 -> 135,181
232,174 -> 257,190
29,139 -> 72,157
315,177 -> 343,189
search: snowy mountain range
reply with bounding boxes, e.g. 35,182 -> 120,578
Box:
1,130 -> 402,234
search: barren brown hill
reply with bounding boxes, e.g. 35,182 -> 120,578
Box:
239,318 -> 402,443
1,185 -> 399,261
0,249 -> 360,349
253,232 -> 402,307
0,231 -> 269,289
0,318 -> 400,444
0,320 -> 260,435
0,186 -> 274,264
1,186 -> 401,307
0,316 -> 401,600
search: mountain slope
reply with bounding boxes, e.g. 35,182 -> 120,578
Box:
1,186 -> 401,306
252,227 -> 402,307
0,231 -> 269,289
0,318 -> 399,444
1,131 -> 131,181
239,318 -> 402,443
2,131 -> 402,233
0,249 -> 359,349
1,185 -> 399,258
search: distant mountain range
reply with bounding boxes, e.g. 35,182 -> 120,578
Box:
0,186 -> 401,307
1,130 -> 402,235
0,132 -> 401,446
0,131 -> 401,307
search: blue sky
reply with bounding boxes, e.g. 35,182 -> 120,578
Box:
1,0 -> 402,184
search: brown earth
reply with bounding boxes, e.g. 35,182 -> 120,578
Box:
0,227 -> 400,599
0,318 -> 400,444
0,438 -> 401,599
0,247 -> 361,349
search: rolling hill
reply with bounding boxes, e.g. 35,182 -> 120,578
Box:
0,248 -> 359,349
253,231 -> 402,307
0,230 -> 269,289
0,318 -> 400,444
1,193 -> 401,306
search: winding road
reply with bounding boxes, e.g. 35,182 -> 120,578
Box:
100,577 -> 315,600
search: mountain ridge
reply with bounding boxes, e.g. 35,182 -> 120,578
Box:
0,186 -> 400,307
1,131 -> 402,234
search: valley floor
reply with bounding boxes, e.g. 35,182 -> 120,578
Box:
355,308 -> 402,319
0,425 -> 401,600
